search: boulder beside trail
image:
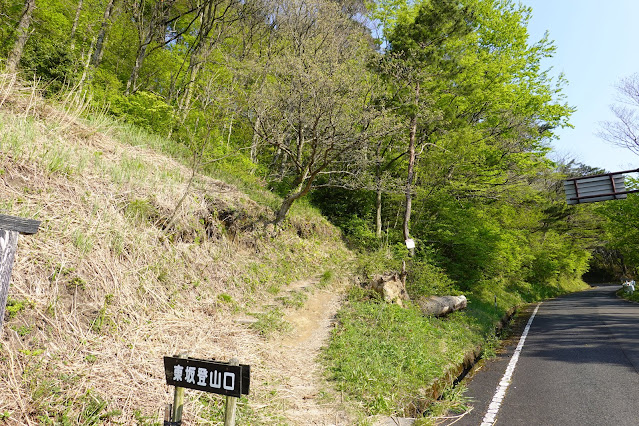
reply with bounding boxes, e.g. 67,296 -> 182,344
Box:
416,295 -> 467,317
370,273 -> 410,306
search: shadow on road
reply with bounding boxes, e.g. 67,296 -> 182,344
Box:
523,285 -> 639,371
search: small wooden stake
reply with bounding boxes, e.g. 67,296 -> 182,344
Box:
224,358 -> 240,426
164,403 -> 172,422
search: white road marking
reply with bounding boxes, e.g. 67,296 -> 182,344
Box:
480,302 -> 541,426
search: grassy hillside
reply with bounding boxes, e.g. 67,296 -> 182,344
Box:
0,76 -> 354,424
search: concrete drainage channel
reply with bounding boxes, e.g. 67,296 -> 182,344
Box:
374,307 -> 520,426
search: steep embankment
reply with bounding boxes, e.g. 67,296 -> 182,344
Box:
0,76 -> 354,424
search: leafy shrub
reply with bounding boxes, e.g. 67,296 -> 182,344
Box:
108,91 -> 174,135
20,38 -> 76,94
405,259 -> 455,298
356,248 -> 402,280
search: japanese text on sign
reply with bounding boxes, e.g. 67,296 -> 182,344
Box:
172,364 -> 236,390
163,356 -> 250,397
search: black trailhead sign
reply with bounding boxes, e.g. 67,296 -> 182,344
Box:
164,356 -> 250,398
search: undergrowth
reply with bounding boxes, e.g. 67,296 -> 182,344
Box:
618,288 -> 639,303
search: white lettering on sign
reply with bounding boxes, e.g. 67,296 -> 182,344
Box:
173,365 -> 184,381
185,366 -> 196,384
223,372 -> 235,391
210,370 -> 222,388
166,358 -> 242,394
197,368 -> 208,386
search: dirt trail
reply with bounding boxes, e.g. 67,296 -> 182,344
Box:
262,280 -> 352,425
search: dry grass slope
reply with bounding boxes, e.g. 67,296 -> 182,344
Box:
0,75 -> 354,425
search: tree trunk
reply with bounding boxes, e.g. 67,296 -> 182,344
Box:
375,139 -> 384,239
417,295 -> 467,317
69,0 -> 84,49
376,178 -> 383,239
251,114 -> 261,164
126,33 -> 152,94
6,0 -> 36,73
279,150 -> 288,180
178,59 -> 203,115
274,194 -> 297,227
178,0 -> 212,116
90,0 -> 116,68
273,169 -> 315,227
403,83 -> 419,246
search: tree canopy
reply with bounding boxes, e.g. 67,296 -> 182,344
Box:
1,0 -> 614,293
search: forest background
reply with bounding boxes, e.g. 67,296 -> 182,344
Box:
2,0 -> 639,423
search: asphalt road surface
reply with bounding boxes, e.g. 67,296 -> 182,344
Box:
453,285 -> 639,426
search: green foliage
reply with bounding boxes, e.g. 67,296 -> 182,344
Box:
319,269 -> 335,287
596,192 -> 639,276
405,259 -> 455,299
25,361 -> 121,426
356,248 -> 402,279
91,294 -> 115,334
0,0 -> 606,420
12,324 -> 33,337
108,92 -> 174,135
217,293 -> 233,304
618,288 -> 639,303
311,186 -> 383,249
20,38 -> 75,94
5,297 -> 33,319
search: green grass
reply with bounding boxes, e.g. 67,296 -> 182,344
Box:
124,198 -> 158,225
249,307 -> 291,337
72,229 -> 94,254
323,287 -> 489,417
319,269 -> 335,288
277,289 -> 308,308
111,155 -> 149,184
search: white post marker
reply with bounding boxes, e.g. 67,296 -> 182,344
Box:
480,303 -> 541,426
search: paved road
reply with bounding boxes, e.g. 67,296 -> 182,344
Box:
454,286 -> 639,426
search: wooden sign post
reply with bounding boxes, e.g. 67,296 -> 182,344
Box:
163,355 -> 250,426
0,214 -> 40,332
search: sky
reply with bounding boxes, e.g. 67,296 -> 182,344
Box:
522,0 -> 639,172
